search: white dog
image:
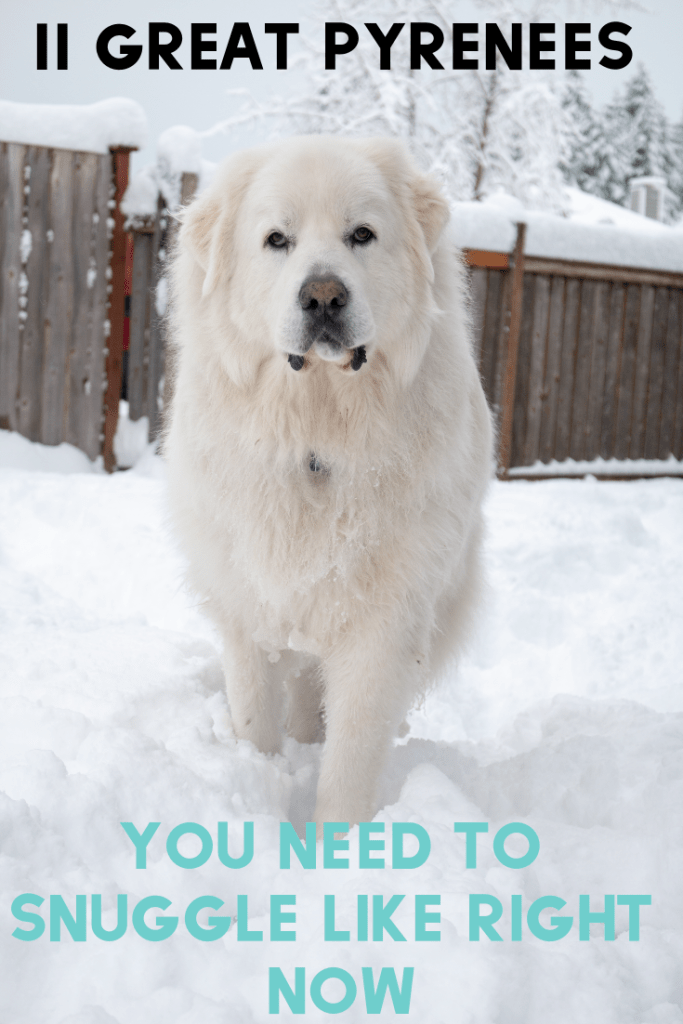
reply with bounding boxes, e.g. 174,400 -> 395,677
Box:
165,136 -> 493,833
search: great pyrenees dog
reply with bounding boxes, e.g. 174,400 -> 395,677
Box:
165,136 -> 493,834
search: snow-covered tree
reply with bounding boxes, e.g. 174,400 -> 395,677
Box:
209,0 -> 570,210
209,0 -> 657,213
670,113 -> 683,220
601,64 -> 674,209
560,70 -> 609,197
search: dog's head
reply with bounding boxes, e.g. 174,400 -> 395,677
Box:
176,136 -> 449,388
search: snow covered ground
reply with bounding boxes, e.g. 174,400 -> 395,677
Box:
1,437 -> 682,1024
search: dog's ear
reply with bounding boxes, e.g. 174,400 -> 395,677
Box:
409,172 -> 450,254
178,192 -> 227,298
179,151 -> 260,298
360,138 -> 449,255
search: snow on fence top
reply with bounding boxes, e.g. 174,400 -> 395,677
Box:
452,188 -> 683,275
122,125 -> 217,220
0,98 -> 147,154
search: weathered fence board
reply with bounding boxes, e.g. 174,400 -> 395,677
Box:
523,273 -> 551,466
537,275 -> 565,464
509,275 -> 536,467
0,143 -> 24,431
42,149 -> 75,445
613,284 -> 641,460
599,283 -> 625,459
583,280 -> 609,462
643,287 -> 669,460
67,151 -> 99,452
553,276 -> 581,463
659,290 -> 681,459
629,285 -> 655,459
673,290 -> 683,459
478,267 -> 504,413
87,155 -> 112,460
128,196 -> 166,439
17,146 -> 51,440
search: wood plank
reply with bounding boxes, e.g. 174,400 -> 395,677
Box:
509,274 -> 536,467
0,142 -> 10,428
464,249 -> 509,269
128,231 -> 152,420
524,255 -> 683,290
643,287 -> 670,460
569,280 -> 597,461
0,142 -> 25,431
492,267 -> 512,414
478,268 -> 504,411
41,149 -> 74,445
147,196 -> 165,440
613,285 -> 641,460
497,224 -> 527,471
468,266 -> 488,369
66,151 -> 99,454
522,273 -> 551,465
599,283 -> 626,459
538,275 -> 565,464
661,289 -> 682,459
583,280 -> 610,461
16,147 -> 51,440
553,277 -> 581,463
672,291 -> 683,459
102,147 -> 133,471
83,153 -> 112,461
628,284 -> 655,459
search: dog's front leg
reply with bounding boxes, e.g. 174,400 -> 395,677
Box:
314,622 -> 416,835
222,624 -> 283,755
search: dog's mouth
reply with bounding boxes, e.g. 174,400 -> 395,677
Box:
288,345 -> 366,372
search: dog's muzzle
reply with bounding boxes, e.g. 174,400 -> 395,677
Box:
287,274 -> 367,371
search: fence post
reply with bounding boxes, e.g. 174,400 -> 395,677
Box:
497,221 -> 527,477
102,145 -> 136,473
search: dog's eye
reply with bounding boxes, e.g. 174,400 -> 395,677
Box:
351,226 -> 374,245
266,231 -> 288,249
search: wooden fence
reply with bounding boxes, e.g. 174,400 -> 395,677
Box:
2,147 -> 682,476
467,238 -> 683,474
125,172 -> 197,439
0,140 -> 132,466
126,196 -> 167,440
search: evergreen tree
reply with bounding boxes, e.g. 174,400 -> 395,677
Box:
560,71 -> 610,197
670,113 -> 683,220
603,64 -> 674,210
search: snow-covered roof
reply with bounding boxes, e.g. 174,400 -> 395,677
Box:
452,188 -> 683,275
0,98 -> 147,154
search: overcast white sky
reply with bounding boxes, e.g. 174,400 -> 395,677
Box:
1,0 -> 681,173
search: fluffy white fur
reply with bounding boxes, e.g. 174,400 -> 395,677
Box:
164,136 -> 493,834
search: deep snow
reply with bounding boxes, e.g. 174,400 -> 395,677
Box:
0,439 -> 682,1024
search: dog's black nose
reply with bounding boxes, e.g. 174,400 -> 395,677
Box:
299,276 -> 348,314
